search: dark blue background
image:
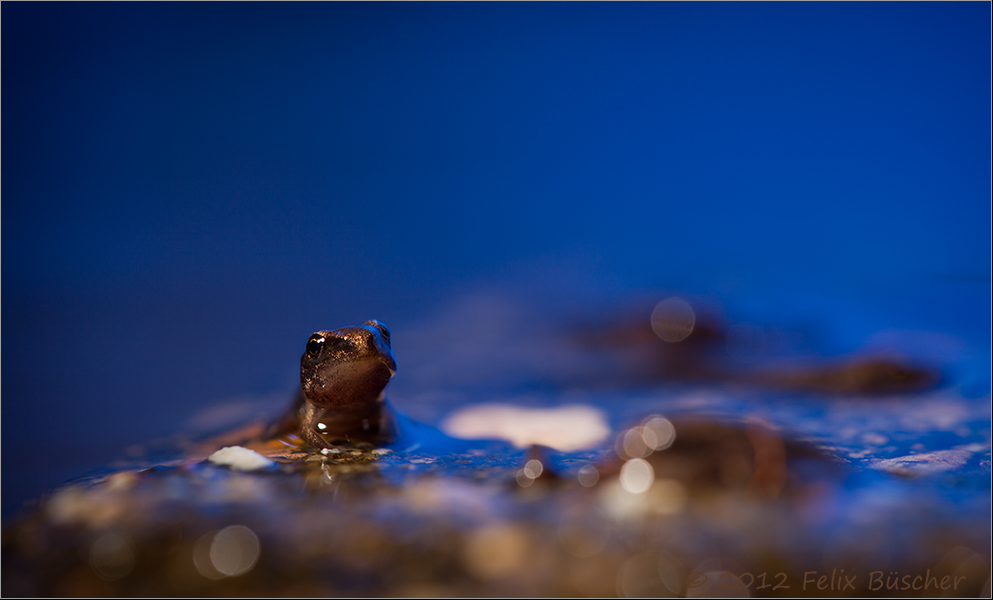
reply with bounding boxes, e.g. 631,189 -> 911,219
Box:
2,2 -> 990,514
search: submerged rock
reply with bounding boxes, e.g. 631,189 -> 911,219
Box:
3,413 -> 989,597
599,417 -> 846,501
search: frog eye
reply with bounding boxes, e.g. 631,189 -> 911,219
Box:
305,335 -> 325,359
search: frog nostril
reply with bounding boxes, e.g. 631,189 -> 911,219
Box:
305,335 -> 325,359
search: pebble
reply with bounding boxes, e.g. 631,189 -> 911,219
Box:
207,446 -> 276,471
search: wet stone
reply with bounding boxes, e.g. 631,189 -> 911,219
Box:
3,414 -> 989,597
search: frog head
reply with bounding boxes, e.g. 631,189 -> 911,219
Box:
299,320 -> 397,408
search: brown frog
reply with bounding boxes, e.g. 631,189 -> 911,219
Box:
266,320 -> 401,448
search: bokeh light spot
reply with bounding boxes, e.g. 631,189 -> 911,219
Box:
621,428 -> 651,458
641,416 -> 676,451
88,531 -> 134,581
619,458 -> 654,494
651,297 -> 696,343
523,459 -> 544,479
577,464 -> 600,487
516,469 -> 535,488
194,525 -> 261,579
210,525 -> 261,577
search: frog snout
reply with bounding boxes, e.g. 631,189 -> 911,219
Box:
299,324 -> 398,407
302,358 -> 393,407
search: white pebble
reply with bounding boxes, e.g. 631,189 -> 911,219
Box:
441,404 -> 610,451
208,446 -> 276,471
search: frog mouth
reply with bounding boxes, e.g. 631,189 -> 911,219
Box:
375,352 -> 397,377
303,356 -> 396,408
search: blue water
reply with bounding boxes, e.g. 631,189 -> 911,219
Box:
2,2 -> 990,516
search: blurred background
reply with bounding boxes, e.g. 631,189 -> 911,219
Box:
2,2 -> 989,515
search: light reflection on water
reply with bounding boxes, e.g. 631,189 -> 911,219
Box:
193,525 -> 261,580
619,458 -> 654,494
88,531 -> 135,581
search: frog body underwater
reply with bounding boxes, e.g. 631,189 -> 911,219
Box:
267,320 -> 402,448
